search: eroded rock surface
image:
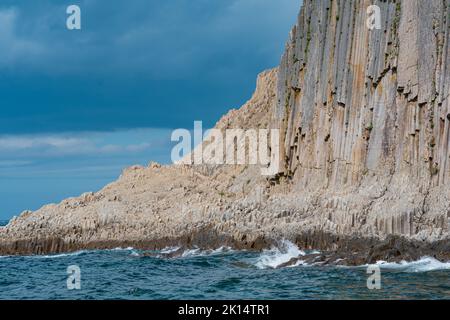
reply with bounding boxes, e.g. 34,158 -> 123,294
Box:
1,0 -> 449,263
275,0 -> 450,242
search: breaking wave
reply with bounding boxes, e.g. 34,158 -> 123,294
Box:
254,240 -> 305,269
109,247 -> 134,251
37,250 -> 89,259
374,257 -> 450,273
160,246 -> 181,254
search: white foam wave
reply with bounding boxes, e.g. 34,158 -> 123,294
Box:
160,246 -> 181,254
37,250 -> 88,259
181,248 -> 202,257
255,240 -> 305,269
110,247 -> 134,251
129,250 -> 140,257
176,246 -> 234,258
38,247 -> 133,258
373,257 -> 450,272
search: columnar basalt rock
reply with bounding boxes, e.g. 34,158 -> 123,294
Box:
275,0 -> 450,240
0,0 -> 449,262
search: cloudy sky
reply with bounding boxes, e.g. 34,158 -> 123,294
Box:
0,0 -> 301,219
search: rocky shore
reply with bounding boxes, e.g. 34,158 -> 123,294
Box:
1,0 -> 450,264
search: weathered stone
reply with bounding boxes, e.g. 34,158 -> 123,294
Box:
1,1 -> 449,263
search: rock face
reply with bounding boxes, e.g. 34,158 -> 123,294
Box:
275,0 -> 450,241
1,0 -> 449,263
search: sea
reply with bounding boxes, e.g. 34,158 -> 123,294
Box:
1,219 -> 449,300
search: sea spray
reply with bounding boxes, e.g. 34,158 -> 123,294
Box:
254,240 -> 305,269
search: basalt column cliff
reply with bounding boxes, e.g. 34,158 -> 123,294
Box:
275,0 -> 450,241
1,0 -> 449,262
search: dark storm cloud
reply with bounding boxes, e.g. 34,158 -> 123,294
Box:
0,0 -> 300,134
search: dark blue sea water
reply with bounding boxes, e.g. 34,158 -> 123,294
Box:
1,220 -> 449,300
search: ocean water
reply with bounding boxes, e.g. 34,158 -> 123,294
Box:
1,220 -> 450,300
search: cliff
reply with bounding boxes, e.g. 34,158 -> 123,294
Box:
1,0 -> 449,263
275,0 -> 450,240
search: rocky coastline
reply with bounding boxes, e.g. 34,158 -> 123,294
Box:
1,0 -> 450,265
1,227 -> 449,266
